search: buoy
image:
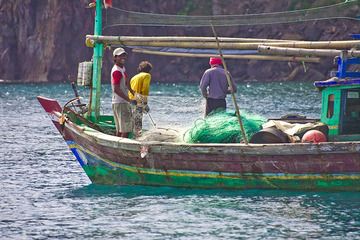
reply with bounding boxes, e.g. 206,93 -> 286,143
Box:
301,130 -> 327,143
85,38 -> 94,48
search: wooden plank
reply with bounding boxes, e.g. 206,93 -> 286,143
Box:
258,45 -> 360,57
62,123 -> 360,174
65,120 -> 360,156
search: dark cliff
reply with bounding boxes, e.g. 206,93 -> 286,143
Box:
1,0 -> 359,83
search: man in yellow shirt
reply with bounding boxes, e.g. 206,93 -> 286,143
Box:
129,61 -> 153,137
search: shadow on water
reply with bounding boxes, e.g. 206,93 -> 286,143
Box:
66,183 -> 360,201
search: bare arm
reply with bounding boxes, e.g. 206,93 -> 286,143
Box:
125,76 -> 135,96
114,84 -> 131,102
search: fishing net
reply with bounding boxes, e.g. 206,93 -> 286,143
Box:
183,110 -> 266,143
104,0 -> 359,28
136,128 -> 182,142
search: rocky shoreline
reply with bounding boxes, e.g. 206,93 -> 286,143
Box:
1,0 -> 359,83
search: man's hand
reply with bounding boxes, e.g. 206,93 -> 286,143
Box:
201,89 -> 208,99
130,89 -> 136,96
227,86 -> 235,94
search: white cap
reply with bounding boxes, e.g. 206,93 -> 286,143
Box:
113,47 -> 127,56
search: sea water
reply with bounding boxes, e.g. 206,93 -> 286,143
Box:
1,82 -> 359,239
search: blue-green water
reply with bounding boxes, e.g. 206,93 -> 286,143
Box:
1,82 -> 359,239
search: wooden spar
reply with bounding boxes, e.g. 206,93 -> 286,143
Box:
87,35 -> 360,50
132,48 -> 321,62
211,25 -> 248,145
87,35 -> 294,43
266,40 -> 360,50
258,45 -> 360,57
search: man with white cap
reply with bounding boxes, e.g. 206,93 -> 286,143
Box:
199,57 -> 237,116
111,47 -> 136,138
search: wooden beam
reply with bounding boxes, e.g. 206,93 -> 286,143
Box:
87,35 -> 294,43
87,35 -> 360,50
132,48 -> 321,62
258,45 -> 360,57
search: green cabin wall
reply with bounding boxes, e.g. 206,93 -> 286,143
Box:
320,87 -> 341,139
320,85 -> 360,141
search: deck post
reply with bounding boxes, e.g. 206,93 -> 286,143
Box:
89,0 -> 103,122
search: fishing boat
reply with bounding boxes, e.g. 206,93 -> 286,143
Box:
38,0 -> 360,191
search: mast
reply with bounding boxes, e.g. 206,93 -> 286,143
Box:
89,0 -> 103,121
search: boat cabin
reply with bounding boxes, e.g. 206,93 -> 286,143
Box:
316,78 -> 360,141
315,50 -> 360,142
315,78 -> 360,141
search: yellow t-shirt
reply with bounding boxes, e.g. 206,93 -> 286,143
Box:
128,72 -> 151,103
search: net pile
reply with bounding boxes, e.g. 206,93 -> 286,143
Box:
105,1 -> 359,28
136,128 -> 182,142
183,110 -> 266,143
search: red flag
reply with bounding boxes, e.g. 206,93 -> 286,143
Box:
103,0 -> 112,8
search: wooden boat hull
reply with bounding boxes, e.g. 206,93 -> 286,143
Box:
38,96 -> 360,191
68,141 -> 360,190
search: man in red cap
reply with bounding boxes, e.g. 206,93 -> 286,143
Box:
199,57 -> 237,116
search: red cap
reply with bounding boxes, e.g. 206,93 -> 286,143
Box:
209,57 -> 222,66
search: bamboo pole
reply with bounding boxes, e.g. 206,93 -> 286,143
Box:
132,48 -> 321,62
87,35 -> 295,43
267,40 -> 360,50
87,35 -> 360,50
258,45 -> 360,57
211,25 -> 248,145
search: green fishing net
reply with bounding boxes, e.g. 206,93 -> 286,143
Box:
183,110 -> 266,143
105,1 -> 359,27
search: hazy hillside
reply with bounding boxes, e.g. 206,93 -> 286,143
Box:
1,0 -> 359,83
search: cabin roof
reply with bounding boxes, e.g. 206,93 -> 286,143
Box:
314,78 -> 360,88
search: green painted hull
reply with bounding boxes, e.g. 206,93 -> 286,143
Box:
78,147 -> 360,191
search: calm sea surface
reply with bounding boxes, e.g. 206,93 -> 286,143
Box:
1,82 -> 359,239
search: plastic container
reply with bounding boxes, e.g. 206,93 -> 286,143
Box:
77,61 -> 93,86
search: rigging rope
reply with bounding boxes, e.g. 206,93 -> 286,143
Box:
104,0 -> 360,28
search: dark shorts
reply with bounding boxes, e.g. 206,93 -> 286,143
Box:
205,98 -> 226,116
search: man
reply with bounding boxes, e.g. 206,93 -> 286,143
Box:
111,47 -> 135,138
199,57 -> 237,116
128,61 -> 153,137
